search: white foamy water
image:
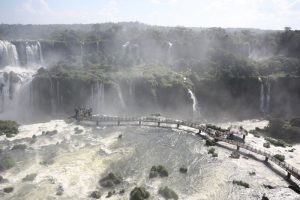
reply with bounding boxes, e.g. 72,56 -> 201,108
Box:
0,119 -> 299,200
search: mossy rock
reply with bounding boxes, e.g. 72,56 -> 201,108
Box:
3,186 -> 14,193
212,152 -> 218,157
99,172 -> 122,188
208,148 -> 215,154
22,173 -> 37,182
158,186 -> 178,200
149,165 -> 168,178
130,187 -> 150,200
56,185 -> 64,196
89,191 -> 101,199
11,144 -> 27,151
0,154 -> 15,171
230,151 -> 240,159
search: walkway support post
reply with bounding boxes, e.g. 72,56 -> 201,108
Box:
287,172 -> 291,179
243,135 -> 246,141
265,157 -> 269,162
96,121 -> 99,126
177,123 -> 179,129
118,120 -> 120,126
158,121 -> 160,127
139,120 -> 141,126
237,146 -> 240,151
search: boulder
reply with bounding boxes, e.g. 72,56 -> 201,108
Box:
99,172 -> 122,188
130,187 -> 150,200
158,187 -> 178,200
90,191 -> 101,199
22,173 -> 37,182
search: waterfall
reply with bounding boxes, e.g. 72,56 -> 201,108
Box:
25,41 -> 43,65
188,89 -> 199,118
167,42 -> 173,63
258,77 -> 271,114
89,82 -> 105,114
80,41 -> 84,65
0,66 -> 36,119
116,84 -> 126,109
96,41 -> 99,53
0,40 -> 19,66
266,80 -> 271,113
258,77 -> 265,113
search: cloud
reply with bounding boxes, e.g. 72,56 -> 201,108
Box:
23,0 -> 53,15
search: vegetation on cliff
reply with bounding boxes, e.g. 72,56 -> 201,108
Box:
0,120 -> 19,137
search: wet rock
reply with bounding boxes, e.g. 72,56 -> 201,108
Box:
74,127 -> 83,134
119,189 -> 125,194
288,185 -> 300,194
56,185 -> 64,196
263,142 -> 270,148
11,144 -> 27,151
230,151 -> 240,159
3,187 -> 13,193
118,134 -> 122,139
149,165 -> 168,178
263,184 -> 276,189
262,193 -> 269,200
158,186 -> 178,200
106,191 -> 113,198
179,167 -> 187,174
0,154 -> 15,171
32,134 -> 37,139
90,191 -> 101,199
232,180 -> 250,188
130,187 -> 150,200
99,172 -> 122,188
22,173 -> 37,182
44,130 -> 58,136
0,176 -> 8,184
205,139 -> 216,146
249,171 -> 256,176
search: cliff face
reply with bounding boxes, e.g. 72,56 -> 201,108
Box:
30,75 -> 300,121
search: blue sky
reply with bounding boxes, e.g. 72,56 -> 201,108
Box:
1,0 -> 300,29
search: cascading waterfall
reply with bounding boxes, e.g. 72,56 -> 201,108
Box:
89,82 -> 105,114
25,41 -> 43,65
0,40 -> 19,66
258,77 -> 271,114
80,41 -> 84,65
116,84 -> 126,109
167,41 -> 173,63
266,80 -> 271,113
258,77 -> 265,113
188,89 -> 199,118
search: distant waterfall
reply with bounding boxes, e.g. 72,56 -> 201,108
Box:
116,84 -> 126,109
258,77 -> 271,114
188,89 -> 200,118
0,40 -> 19,66
89,82 -> 105,114
80,41 -> 84,66
258,77 -> 265,113
122,41 -> 139,61
25,41 -> 43,65
167,42 -> 173,63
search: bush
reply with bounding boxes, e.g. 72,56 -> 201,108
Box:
158,186 -> 178,200
99,172 -> 122,188
149,165 -> 168,178
205,139 -> 216,146
273,154 -> 285,162
208,148 -> 215,154
0,120 -> 19,137
3,186 -> 14,193
130,187 -> 150,200
265,138 -> 288,148
233,180 -> 250,188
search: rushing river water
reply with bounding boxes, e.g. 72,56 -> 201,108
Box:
0,120 -> 299,200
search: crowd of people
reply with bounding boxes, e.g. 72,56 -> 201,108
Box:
75,107 -> 92,119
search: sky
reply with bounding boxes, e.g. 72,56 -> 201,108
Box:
0,0 -> 300,30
